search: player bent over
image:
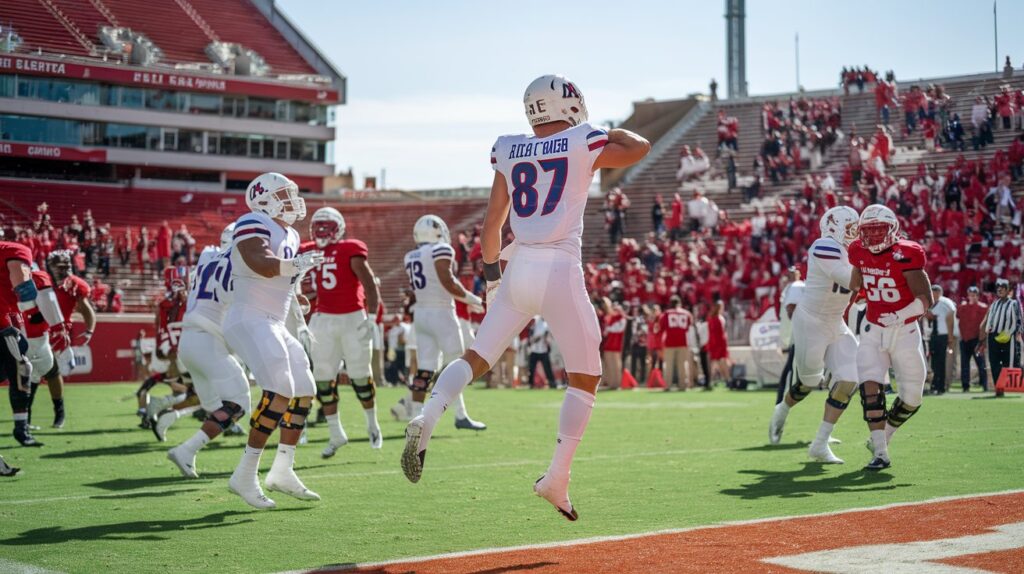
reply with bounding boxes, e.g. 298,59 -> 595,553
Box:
769,206 -> 861,464
224,173 -> 325,509
401,75 -> 650,520
402,214 -> 487,430
849,205 -> 932,471
305,207 -> 384,456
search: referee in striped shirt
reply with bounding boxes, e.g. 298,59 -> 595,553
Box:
979,278 -> 1023,388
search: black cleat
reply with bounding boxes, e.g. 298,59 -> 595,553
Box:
13,429 -> 43,447
863,456 -> 891,471
0,457 -> 20,477
53,408 -> 66,429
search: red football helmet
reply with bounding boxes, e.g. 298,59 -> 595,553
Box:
163,265 -> 188,295
858,204 -> 900,254
310,207 -> 346,248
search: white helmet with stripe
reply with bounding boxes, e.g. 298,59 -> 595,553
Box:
413,214 -> 450,245
219,222 -> 236,251
245,172 -> 306,225
311,207 -> 346,248
819,206 -> 860,247
523,74 -> 589,128
858,204 -> 901,254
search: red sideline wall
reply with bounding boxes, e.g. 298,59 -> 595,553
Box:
72,313 -> 155,383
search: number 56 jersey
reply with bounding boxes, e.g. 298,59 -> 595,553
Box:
491,122 -> 608,259
848,238 -> 927,326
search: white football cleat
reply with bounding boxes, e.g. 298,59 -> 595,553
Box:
401,416 -> 425,483
265,469 -> 320,501
808,441 -> 844,464
827,435 -> 842,445
228,474 -> 276,510
768,404 -> 788,445
321,439 -> 348,459
533,474 -> 578,521
152,410 -> 177,442
368,423 -> 383,449
167,446 -> 199,478
455,416 -> 487,431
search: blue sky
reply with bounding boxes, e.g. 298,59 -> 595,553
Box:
278,0 -> 1024,189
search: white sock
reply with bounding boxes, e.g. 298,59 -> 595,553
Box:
870,429 -> 888,458
363,406 -> 379,430
411,401 -> 424,417
884,422 -> 898,445
776,401 -> 791,415
13,412 -> 27,422
270,443 -> 296,475
452,393 -> 469,420
181,429 -> 210,454
235,445 -> 263,479
417,359 -> 473,451
547,387 -> 596,481
325,413 -> 348,445
814,422 -> 835,445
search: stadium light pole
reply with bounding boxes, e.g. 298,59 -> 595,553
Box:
795,33 -> 800,92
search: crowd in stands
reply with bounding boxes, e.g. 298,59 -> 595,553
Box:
840,66 -> 893,94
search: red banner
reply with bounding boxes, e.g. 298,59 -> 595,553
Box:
0,54 -> 339,103
0,142 -> 107,162
64,314 -> 154,383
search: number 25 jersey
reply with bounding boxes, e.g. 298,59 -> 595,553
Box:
491,122 -> 608,259
848,238 -> 927,325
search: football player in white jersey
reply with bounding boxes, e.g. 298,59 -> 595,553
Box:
162,223 -> 249,478
768,206 -> 861,464
223,172 -> 325,509
400,215 -> 487,429
401,75 -> 650,520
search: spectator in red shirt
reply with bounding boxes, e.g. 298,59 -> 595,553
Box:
957,286 -> 989,391
658,296 -> 695,390
706,301 -> 731,385
155,220 -> 172,273
602,300 -> 627,390
669,193 -> 683,240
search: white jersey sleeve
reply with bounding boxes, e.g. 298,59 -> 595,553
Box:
184,246 -> 233,332
404,243 -> 455,309
491,122 -> 607,259
800,238 -> 854,320
227,211 -> 300,322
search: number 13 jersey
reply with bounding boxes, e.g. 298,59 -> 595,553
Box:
491,122 -> 608,259
403,242 -> 456,309
848,238 -> 927,326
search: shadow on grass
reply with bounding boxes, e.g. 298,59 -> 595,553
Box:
83,464 -> 335,491
34,427 -> 149,437
736,441 -> 810,452
89,488 -> 202,500
720,462 -> 908,499
0,508 -> 311,545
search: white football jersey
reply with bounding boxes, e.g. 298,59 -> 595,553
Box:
228,211 -> 300,322
184,246 -> 233,332
491,122 -> 608,259
403,242 -> 455,309
801,237 -> 855,320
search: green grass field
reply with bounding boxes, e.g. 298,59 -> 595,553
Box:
0,383 -> 1020,573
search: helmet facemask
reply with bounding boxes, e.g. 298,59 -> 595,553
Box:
859,221 -> 897,254
312,220 -> 340,248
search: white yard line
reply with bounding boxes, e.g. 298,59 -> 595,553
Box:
270,488 -> 1024,574
0,559 -> 66,574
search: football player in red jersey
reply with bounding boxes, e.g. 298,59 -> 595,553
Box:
848,205 -> 933,471
306,207 -> 384,456
43,251 -> 96,428
135,269 -> 190,427
19,268 -> 65,441
1,239 -> 64,447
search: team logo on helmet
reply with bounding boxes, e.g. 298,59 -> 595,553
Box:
249,182 -> 268,200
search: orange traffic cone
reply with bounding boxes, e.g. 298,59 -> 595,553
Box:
621,369 -> 638,390
647,367 -> 666,389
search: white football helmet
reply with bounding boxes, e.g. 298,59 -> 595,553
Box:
413,214 -> 450,245
858,204 -> 901,254
523,74 -> 588,128
219,222 -> 236,251
819,206 -> 860,247
245,172 -> 306,225
311,207 -> 346,248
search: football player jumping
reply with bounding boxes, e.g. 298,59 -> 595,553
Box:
849,204 -> 932,471
305,207 -> 384,457
224,172 -> 324,509
768,206 -> 861,464
401,214 -> 487,430
401,75 -> 650,520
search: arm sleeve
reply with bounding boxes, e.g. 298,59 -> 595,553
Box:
431,244 -> 455,261
585,126 -> 609,170
231,217 -> 272,243
490,138 -> 501,172
810,240 -> 854,288
902,243 -> 926,271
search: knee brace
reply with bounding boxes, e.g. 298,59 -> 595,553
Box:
315,379 -> 339,405
351,377 -> 376,403
859,384 -> 888,423
886,397 -> 920,428
280,397 -> 312,430
136,374 -> 164,397
826,380 -> 858,410
249,391 -> 284,435
205,401 -> 244,431
788,380 -> 814,404
409,370 -> 433,393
